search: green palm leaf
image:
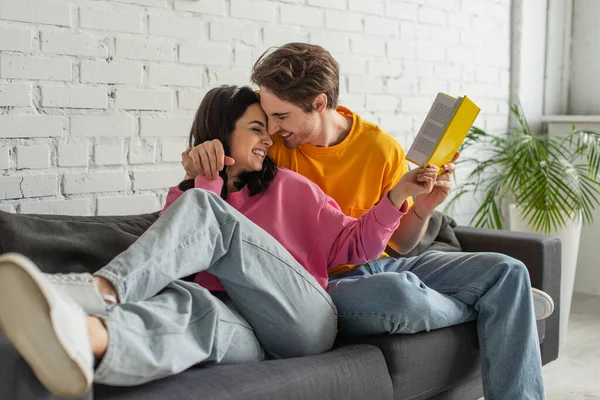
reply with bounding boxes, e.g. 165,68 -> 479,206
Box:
452,103 -> 600,234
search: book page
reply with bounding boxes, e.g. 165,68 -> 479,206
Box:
406,93 -> 457,166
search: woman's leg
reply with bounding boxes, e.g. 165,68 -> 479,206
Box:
93,280 -> 264,386
0,253 -> 263,394
93,189 -> 338,359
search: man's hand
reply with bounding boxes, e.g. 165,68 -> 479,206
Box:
414,152 -> 460,213
181,139 -> 235,180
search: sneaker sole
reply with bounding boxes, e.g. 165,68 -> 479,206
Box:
532,287 -> 555,320
0,253 -> 92,398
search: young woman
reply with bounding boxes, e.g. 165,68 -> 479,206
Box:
0,86 -> 438,398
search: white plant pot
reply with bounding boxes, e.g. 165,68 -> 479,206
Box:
509,204 -> 582,346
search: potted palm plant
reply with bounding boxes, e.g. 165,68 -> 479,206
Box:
448,103 -> 600,344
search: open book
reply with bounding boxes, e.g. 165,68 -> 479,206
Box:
406,93 -> 480,170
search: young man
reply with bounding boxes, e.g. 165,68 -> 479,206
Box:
182,43 -> 553,399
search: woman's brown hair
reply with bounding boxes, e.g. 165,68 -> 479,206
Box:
178,85 -> 277,199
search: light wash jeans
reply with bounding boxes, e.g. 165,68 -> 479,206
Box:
327,251 -> 545,400
90,189 -> 338,386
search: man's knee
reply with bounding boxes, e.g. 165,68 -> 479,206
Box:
376,271 -> 428,302
483,253 -> 531,288
492,253 -> 528,274
330,272 -> 428,312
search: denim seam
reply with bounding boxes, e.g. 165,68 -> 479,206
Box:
241,238 -> 338,313
477,300 -> 495,400
93,319 -> 118,381
435,286 -> 486,296
102,302 -> 254,336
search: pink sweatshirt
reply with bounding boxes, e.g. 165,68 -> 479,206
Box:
161,168 -> 407,290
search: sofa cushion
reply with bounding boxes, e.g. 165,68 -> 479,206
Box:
336,322 -> 482,400
336,320 -> 545,400
94,344 -> 392,400
0,210 -> 159,274
0,333 -> 392,400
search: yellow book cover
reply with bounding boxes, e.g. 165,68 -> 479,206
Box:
406,93 -> 480,171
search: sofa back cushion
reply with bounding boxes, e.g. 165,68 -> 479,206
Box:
0,211 -> 159,274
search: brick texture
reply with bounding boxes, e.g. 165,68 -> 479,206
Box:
0,0 -> 511,216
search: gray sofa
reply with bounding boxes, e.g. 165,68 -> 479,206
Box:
0,210 -> 561,400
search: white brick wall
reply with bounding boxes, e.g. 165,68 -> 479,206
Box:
150,15 -> 204,39
117,37 -> 174,61
41,86 -> 108,109
0,147 -> 9,170
1,56 -> 72,81
179,43 -> 231,66
161,140 -> 187,162
80,8 -> 143,34
149,64 -> 203,87
282,5 -> 323,27
0,204 -> 16,213
58,143 -> 88,167
231,0 -> 275,22
178,90 -> 207,109
63,171 -> 128,194
173,0 -> 225,15
140,116 -> 192,137
71,116 -> 134,137
80,61 -> 143,85
0,115 -> 64,138
133,169 -> 182,190
20,199 -> 90,215
128,140 -> 157,164
209,21 -> 260,44
0,0 -> 511,221
21,174 -> 58,198
41,32 -> 109,58
0,177 -> 24,200
0,1 -> 72,27
0,27 -> 33,52
116,88 -> 173,110
97,195 -> 157,215
16,146 -> 50,169
94,144 -> 124,165
0,84 -> 31,107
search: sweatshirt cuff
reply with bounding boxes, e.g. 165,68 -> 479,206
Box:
373,192 -> 408,228
194,175 -> 224,193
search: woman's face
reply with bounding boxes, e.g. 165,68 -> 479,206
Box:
228,103 -> 273,177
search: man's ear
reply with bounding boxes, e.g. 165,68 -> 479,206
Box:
312,93 -> 328,113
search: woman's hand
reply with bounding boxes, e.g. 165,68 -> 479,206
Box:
414,152 -> 460,214
182,139 -> 235,180
388,165 -> 438,209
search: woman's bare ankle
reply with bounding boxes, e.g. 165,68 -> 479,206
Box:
85,315 -> 108,359
93,276 -> 119,303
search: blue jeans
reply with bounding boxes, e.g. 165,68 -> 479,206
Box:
91,189 -> 337,386
328,251 -> 545,400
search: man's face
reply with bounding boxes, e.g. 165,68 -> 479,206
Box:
259,87 -> 319,149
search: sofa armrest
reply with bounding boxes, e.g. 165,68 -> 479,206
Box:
453,226 -> 561,364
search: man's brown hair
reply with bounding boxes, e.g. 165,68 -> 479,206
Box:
251,43 -> 339,112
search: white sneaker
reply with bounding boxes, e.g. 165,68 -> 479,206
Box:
532,288 -> 554,320
0,253 -> 94,398
45,272 -> 116,315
